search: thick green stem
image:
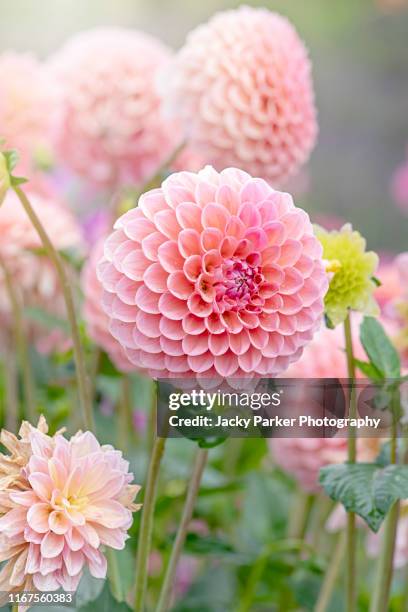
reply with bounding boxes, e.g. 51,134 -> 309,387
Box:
155,447 -> 208,612
369,421 -> 399,611
288,490 -> 314,539
118,376 -> 132,451
344,313 -> 357,612
315,532 -> 346,612
0,256 -> 36,421
134,436 -> 166,611
13,186 -> 93,430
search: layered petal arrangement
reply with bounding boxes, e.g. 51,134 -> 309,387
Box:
0,417 -> 140,598
97,166 -> 328,380
49,28 -> 181,188
164,7 -> 317,186
82,238 -> 133,372
0,52 -> 55,175
0,187 -> 82,353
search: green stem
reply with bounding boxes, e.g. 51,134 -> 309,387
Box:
237,546 -> 270,612
315,532 -> 346,612
107,547 -> 123,602
13,186 -> 93,430
134,385 -> 166,612
3,347 -> 18,431
0,256 -> 36,421
344,313 -> 357,612
288,490 -> 314,539
118,376 -> 132,451
155,447 -> 208,612
369,419 -> 399,611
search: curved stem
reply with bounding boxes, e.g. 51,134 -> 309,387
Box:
107,547 -> 123,602
0,256 -> 36,421
155,447 -> 208,612
344,313 -> 357,612
134,435 -> 167,612
315,532 -> 346,612
13,186 -> 93,430
3,348 -> 19,431
369,417 -> 400,611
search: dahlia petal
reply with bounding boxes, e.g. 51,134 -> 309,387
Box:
238,201 -> 262,227
141,231 -> 167,261
208,332 -> 229,356
188,351 -> 214,373
25,543 -> 41,574
160,317 -> 184,340
195,180 -> 217,207
279,294 -> 303,315
124,217 -> 155,242
264,221 -> 286,246
33,570 -> 60,591
158,240 -> 185,272
159,293 -> 189,319
182,313 -> 207,335
262,246 -> 281,265
248,327 -> 269,350
178,229 -> 202,258
202,203 -> 230,231
220,236 -> 238,258
144,262 -> 169,293
122,249 -> 151,281
49,511 -> 70,535
160,337 -> 184,357
139,190 -> 169,222
83,545 -> 107,579
278,239 -> 302,267
205,313 -> 225,334
263,332 -> 285,357
65,529 -> 84,552
221,311 -> 243,334
39,554 -> 62,576
28,473 -> 53,501
215,184 -> 240,214
111,297 -> 138,322
154,209 -> 181,240
176,202 -> 203,231
202,250 -> 222,274
167,271 -> 194,299
183,255 -> 203,281
27,503 -> 50,534
258,312 -> 279,332
63,547 -> 85,577
182,333 -> 209,356
133,329 -> 161,353
201,228 -> 223,251
9,490 -> 38,507
94,524 -> 127,549
40,531 -> 65,559
238,346 -> 262,372
240,178 -> 271,204
76,523 -> 100,548
135,312 -> 161,338
135,285 -> 161,314
187,293 -> 213,318
165,355 -> 190,373
214,351 -> 239,376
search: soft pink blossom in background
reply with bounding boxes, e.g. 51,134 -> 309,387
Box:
48,28 -> 182,189
97,166 -> 328,380
0,52 -> 55,176
0,186 -> 82,354
82,237 -> 134,372
391,150 -> 408,214
0,417 -> 140,597
164,7 -> 317,187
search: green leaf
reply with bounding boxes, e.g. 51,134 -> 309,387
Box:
354,358 -> 383,381
372,276 -> 382,287
10,175 -> 28,186
324,313 -> 335,329
79,582 -> 131,612
319,462 -> 408,531
24,306 -> 70,333
360,316 -> 401,378
183,533 -> 235,556
3,149 -> 19,172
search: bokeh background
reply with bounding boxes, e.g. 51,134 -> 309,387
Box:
1,0 -> 407,250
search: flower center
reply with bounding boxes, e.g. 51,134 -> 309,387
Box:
212,254 -> 263,313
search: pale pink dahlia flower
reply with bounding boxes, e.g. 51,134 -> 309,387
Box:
0,187 -> 82,354
164,7 -> 317,186
0,52 -> 55,175
49,28 -> 181,188
82,238 -> 133,372
0,417 -> 140,599
97,166 -> 328,379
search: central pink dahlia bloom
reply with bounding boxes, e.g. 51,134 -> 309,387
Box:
164,7 -> 317,186
0,417 -> 140,598
49,28 -> 181,188
97,166 -> 328,379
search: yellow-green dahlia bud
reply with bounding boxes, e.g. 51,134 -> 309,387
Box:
315,223 -> 380,327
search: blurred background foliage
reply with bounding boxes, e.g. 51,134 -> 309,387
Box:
1,0 -> 407,251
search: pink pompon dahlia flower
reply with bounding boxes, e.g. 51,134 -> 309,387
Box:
0,416 -> 140,599
0,52 -> 55,175
163,7 -> 317,186
97,166 -> 328,380
0,186 -> 82,354
48,28 -> 181,189
82,237 -> 134,372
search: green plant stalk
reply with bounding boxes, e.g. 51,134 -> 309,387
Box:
237,546 -> 270,612
106,547 -> 123,602
134,434 -> 166,612
344,312 -> 357,612
155,447 -> 208,612
288,490 -> 315,539
0,256 -> 36,421
13,185 -> 93,430
315,532 -> 347,612
369,421 -> 399,611
118,375 -> 132,451
3,349 -> 19,431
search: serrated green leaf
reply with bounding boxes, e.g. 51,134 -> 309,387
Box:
360,316 -> 401,378
319,462 -> 408,531
354,358 -> 383,381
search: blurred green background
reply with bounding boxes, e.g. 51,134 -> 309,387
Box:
1,0 -> 407,252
